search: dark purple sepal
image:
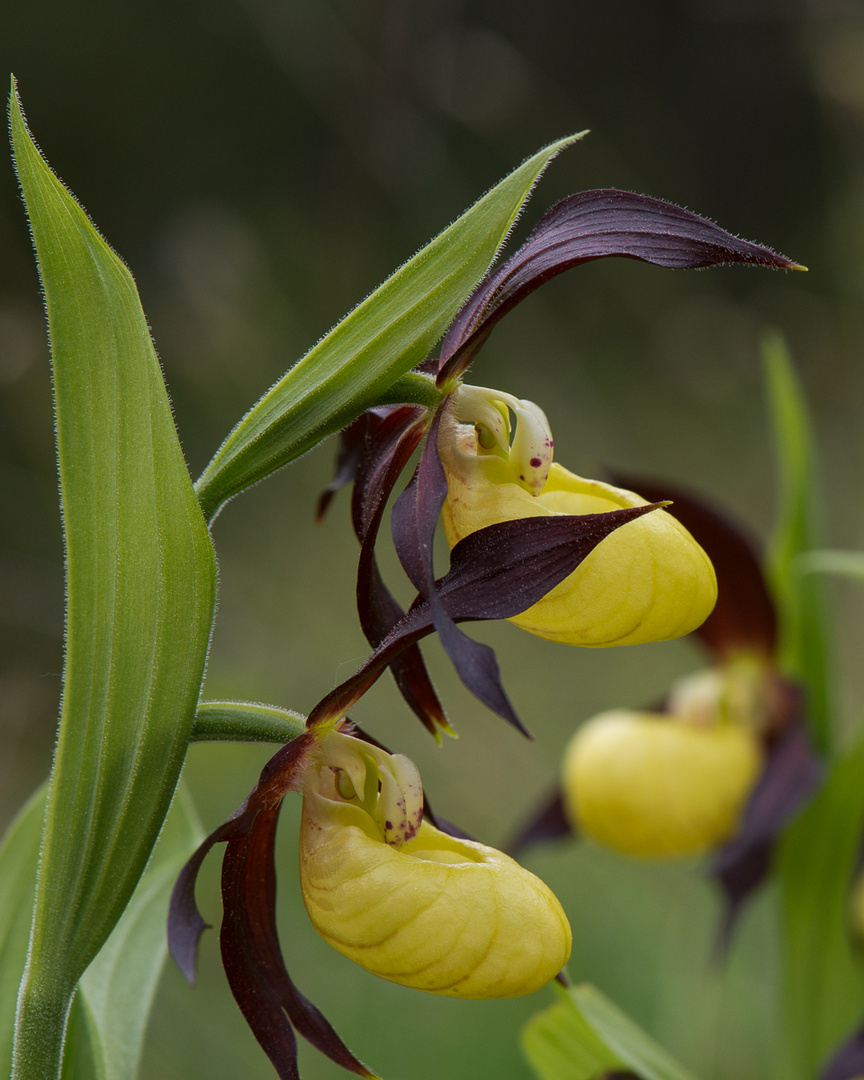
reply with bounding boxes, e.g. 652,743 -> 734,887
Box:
169,734 -> 318,984
609,473 -> 777,659
507,788 -> 574,857
307,504 -> 659,731
349,405 -> 449,734
365,558 -> 451,735
168,804 -> 257,985
390,407 -> 528,730
316,411 -> 381,523
435,504 -> 660,619
169,732 -> 375,1080
350,406 -> 428,547
711,718 -> 823,951
441,612 -> 528,733
220,805 -> 376,1080
819,1022 -> 864,1080
390,407 -> 449,599
436,189 -> 801,386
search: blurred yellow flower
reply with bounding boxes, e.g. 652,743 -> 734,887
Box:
437,385 -> 717,647
562,708 -> 762,857
300,729 -> 571,997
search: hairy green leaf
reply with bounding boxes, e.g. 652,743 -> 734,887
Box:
194,133 -> 585,521
764,332 -> 833,753
9,82 -> 217,1079
522,984 -> 700,1080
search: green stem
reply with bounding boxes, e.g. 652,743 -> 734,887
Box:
191,700 -> 307,744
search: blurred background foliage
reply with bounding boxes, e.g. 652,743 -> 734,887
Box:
2,2 -> 864,1078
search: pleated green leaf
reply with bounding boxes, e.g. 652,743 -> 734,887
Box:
522,984 -> 700,1080
194,133 -> 584,521
776,737 -> 864,1080
9,83 -> 217,1079
764,332 -> 833,753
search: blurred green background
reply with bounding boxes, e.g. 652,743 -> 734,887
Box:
2,2 -> 864,1078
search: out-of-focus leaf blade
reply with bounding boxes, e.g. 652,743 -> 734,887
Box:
797,550 -> 864,585
572,985 -> 700,1080
60,995 -> 107,1080
10,84 -> 217,1079
194,133 -> 585,521
776,737 -> 864,1080
764,333 -> 833,752
522,984 -> 700,1080
79,784 -> 205,1080
521,994 -> 621,1080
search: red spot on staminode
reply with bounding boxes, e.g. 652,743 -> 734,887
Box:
530,457 -> 542,468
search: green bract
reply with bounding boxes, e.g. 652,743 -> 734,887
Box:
193,133 -> 585,521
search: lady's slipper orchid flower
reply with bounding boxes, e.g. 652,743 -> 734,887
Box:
320,190 -> 799,738
300,729 -> 572,997
561,668 -> 765,858
511,482 -> 821,939
171,186 -> 802,1080
169,720 -> 572,1079
437,385 -> 717,648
